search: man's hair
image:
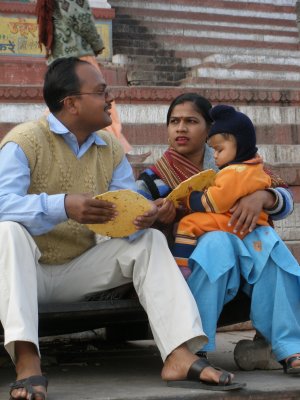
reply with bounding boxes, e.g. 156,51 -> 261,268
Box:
166,93 -> 213,126
43,57 -> 88,113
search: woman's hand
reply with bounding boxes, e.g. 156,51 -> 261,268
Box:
229,190 -> 276,234
154,198 -> 176,224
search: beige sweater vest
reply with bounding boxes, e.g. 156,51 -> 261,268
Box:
1,117 -> 124,264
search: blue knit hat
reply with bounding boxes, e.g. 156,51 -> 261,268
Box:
208,105 -> 258,163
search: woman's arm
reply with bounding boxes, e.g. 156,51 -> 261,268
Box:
229,187 -> 294,235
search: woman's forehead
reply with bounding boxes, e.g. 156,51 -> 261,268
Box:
171,102 -> 200,116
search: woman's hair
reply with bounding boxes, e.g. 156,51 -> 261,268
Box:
36,0 -> 55,57
43,57 -> 87,113
166,93 -> 213,126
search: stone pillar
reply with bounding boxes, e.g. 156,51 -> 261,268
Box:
89,0 -> 111,8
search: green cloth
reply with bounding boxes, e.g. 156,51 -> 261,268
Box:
47,0 -> 104,64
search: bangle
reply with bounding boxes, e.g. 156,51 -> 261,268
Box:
264,188 -> 282,214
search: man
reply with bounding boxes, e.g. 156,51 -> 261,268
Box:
0,58 -> 243,399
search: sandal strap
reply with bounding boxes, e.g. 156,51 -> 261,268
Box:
187,358 -> 211,381
218,371 -> 232,386
9,375 -> 48,396
187,358 -> 233,386
287,355 -> 300,367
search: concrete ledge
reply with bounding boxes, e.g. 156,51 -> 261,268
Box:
2,102 -> 300,126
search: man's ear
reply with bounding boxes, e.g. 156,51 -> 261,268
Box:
62,96 -> 79,115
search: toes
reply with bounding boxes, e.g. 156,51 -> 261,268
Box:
200,366 -> 234,385
11,387 -> 27,399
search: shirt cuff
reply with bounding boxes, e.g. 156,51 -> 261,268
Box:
47,194 -> 68,221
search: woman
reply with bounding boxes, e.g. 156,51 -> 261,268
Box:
35,0 -> 132,153
136,93 -> 300,375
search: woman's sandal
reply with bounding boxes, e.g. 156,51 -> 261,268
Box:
9,375 -> 48,400
167,357 -> 246,391
280,356 -> 300,374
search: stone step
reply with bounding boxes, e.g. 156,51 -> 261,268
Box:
181,78 -> 300,90
119,124 -> 300,146
112,5 -> 298,30
1,121 -> 300,147
113,19 -> 298,39
223,0 -> 295,4
129,143 -> 300,164
201,53 -> 300,69
113,52 -> 300,71
188,67 -> 300,84
126,70 -> 186,86
114,44 -> 300,64
127,144 -> 300,186
113,23 -> 299,46
113,36 -> 300,55
0,58 -> 127,86
2,85 -> 299,107
113,14 -> 298,34
2,101 -> 300,124
111,0 -> 297,22
274,203 -> 300,241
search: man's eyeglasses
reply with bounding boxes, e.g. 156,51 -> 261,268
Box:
59,90 -> 108,103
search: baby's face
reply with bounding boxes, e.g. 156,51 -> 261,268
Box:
208,134 -> 237,168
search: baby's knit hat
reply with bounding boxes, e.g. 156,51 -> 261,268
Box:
208,104 -> 258,163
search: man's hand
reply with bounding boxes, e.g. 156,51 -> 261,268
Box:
154,198 -> 176,224
229,190 -> 275,234
134,202 -> 158,230
65,193 -> 117,224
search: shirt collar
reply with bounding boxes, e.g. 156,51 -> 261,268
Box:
47,113 -> 107,146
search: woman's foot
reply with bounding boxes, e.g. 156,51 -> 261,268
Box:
161,344 -> 233,384
282,353 -> 300,374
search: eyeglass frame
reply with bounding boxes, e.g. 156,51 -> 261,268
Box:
59,89 -> 110,104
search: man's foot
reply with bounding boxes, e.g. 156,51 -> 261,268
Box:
161,344 -> 233,385
10,341 -> 47,400
10,376 -> 48,400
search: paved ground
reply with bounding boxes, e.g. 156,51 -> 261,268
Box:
1,329 -> 300,400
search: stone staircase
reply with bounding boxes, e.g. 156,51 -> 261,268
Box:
110,0 -> 300,88
108,0 -> 300,261
0,0 -> 300,261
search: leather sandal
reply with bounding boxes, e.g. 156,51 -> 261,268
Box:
167,357 -> 246,391
280,356 -> 300,374
9,375 -> 48,400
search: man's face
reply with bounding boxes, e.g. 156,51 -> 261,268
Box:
74,62 -> 113,131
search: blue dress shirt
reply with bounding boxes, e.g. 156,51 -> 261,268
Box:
0,114 -> 137,236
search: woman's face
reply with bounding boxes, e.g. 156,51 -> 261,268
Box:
167,101 -> 209,159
